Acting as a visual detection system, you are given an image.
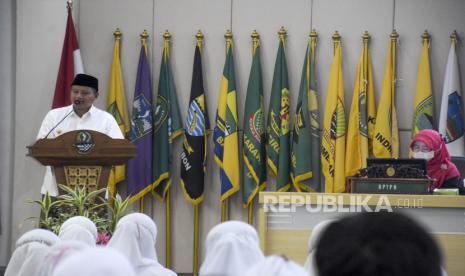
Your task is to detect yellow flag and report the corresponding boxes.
[412,32,433,137]
[213,36,240,202]
[373,31,399,158]
[106,30,129,196]
[345,33,376,177]
[321,35,346,193]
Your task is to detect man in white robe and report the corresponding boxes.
[36,73,123,196]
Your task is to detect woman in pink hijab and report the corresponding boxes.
[410,129,460,190]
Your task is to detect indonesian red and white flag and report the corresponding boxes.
[52,5,84,108]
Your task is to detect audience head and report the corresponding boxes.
[52,247,135,276]
[244,255,308,276]
[108,212,157,259]
[38,240,88,276]
[308,219,337,253]
[59,216,98,246]
[108,212,178,276]
[315,212,442,276]
[5,229,60,276]
[200,220,264,276]
[303,219,336,275]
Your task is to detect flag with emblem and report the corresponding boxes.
[412,32,433,137]
[321,35,346,193]
[373,31,399,158]
[52,3,84,108]
[181,41,210,205]
[439,33,465,156]
[291,35,321,192]
[126,38,154,204]
[242,33,266,208]
[345,33,376,177]
[106,30,129,197]
[152,34,183,201]
[267,28,291,192]
[213,35,240,202]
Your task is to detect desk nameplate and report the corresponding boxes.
[347,177,432,194]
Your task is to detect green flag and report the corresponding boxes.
[152,37,183,200]
[292,35,321,192]
[267,28,291,192]
[242,34,266,207]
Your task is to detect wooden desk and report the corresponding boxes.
[258,192,465,276]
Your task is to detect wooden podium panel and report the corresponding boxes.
[28,130,135,192]
[259,192,465,276]
[28,130,135,166]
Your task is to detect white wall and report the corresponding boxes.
[5,0,465,273]
[9,0,70,263]
[0,0,15,267]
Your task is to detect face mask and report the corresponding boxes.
[412,151,434,161]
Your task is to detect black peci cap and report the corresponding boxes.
[72,73,99,91]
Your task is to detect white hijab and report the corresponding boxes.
[38,240,88,276]
[244,255,308,276]
[303,220,336,276]
[107,212,176,276]
[200,220,265,276]
[5,229,60,276]
[52,247,136,276]
[59,216,97,246]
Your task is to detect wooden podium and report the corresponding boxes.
[28,130,136,193]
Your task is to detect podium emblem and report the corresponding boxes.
[386,166,396,177]
[74,131,95,154]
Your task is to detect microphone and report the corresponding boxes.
[43,106,76,139]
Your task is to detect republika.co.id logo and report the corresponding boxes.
[263,194,396,213]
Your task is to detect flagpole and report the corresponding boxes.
[390,29,399,108]
[390,29,399,68]
[310,29,317,60]
[108,28,123,207]
[141,29,149,55]
[139,30,149,214]
[221,200,228,222]
[421,30,430,44]
[362,31,370,93]
[192,30,204,276]
[165,188,171,268]
[139,198,144,212]
[246,30,260,225]
[450,30,458,46]
[161,30,173,269]
[193,204,200,276]
[220,30,234,223]
[332,31,341,53]
[247,204,253,224]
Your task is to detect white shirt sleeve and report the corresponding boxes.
[105,113,125,139]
